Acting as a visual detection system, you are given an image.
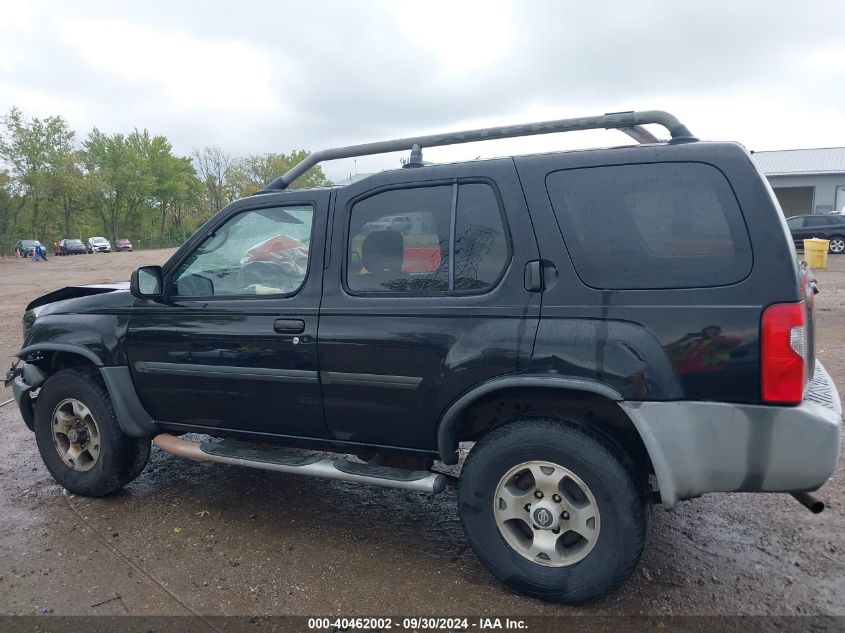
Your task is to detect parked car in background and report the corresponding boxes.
[786,214,845,253]
[116,238,133,252]
[86,237,112,253]
[59,239,87,255]
[13,239,43,257]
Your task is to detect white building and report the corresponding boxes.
[752,148,845,216]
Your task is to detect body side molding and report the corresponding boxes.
[320,371,422,390]
[134,361,319,384]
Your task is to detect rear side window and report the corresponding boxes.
[545,162,752,290]
[804,214,842,227]
[454,183,510,291]
[346,182,509,294]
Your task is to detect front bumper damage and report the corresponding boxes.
[4,362,46,431]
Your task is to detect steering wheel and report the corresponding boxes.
[237,260,297,293]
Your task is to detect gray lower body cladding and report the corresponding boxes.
[100,366,160,437]
[622,361,842,508]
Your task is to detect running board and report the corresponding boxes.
[152,434,447,494]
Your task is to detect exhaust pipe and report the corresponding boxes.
[153,434,446,494]
[791,492,826,514]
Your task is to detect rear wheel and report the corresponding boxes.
[458,417,649,604]
[829,236,845,254]
[34,368,150,496]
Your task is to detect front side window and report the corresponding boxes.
[172,205,314,297]
[346,182,509,294]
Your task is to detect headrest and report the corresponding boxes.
[361,230,404,273]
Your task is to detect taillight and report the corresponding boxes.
[761,302,808,403]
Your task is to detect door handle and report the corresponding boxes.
[273,319,305,334]
[524,260,544,292]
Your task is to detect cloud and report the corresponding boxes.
[1,0,844,182]
[58,18,279,114]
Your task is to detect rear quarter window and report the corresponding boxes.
[545,162,752,290]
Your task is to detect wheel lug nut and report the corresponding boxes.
[562,511,570,520]
[552,494,561,503]
[524,503,531,512]
[552,527,560,534]
[534,490,543,499]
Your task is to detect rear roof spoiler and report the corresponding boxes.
[260,109,695,192]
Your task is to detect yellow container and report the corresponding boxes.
[803,238,830,269]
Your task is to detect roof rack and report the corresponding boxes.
[260,110,695,191]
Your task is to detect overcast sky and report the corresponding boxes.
[1,0,844,182]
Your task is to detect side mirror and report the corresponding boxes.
[130,266,164,300]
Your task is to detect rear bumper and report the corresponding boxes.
[621,361,842,509]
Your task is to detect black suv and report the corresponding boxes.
[6,111,842,604]
[786,213,845,253]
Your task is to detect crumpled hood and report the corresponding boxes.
[26,282,131,313]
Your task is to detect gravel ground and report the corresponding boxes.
[0,250,843,621]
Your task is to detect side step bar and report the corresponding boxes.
[153,434,447,494]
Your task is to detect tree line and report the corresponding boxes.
[0,107,329,256]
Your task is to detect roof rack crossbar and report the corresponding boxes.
[261,110,693,191]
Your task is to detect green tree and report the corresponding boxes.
[192,146,232,214]
[226,150,329,199]
[154,153,201,239]
[0,105,328,254]
[51,149,87,238]
[83,128,153,243]
[0,170,20,253]
[0,107,76,241]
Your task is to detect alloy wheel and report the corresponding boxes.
[51,398,101,472]
[493,460,600,567]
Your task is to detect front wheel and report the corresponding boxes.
[458,417,649,604]
[829,236,845,254]
[34,368,150,496]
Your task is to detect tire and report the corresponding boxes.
[829,236,845,254]
[34,367,151,496]
[458,417,649,604]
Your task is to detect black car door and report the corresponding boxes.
[318,160,541,452]
[124,191,331,439]
[786,216,806,246]
[804,214,832,239]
